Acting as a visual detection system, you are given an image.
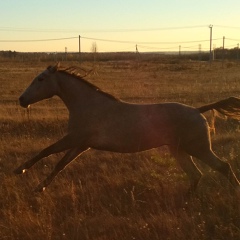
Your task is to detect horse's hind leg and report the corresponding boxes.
[195,149,240,189]
[169,146,202,193]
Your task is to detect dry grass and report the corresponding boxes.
[0,60,240,239]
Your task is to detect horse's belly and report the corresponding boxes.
[91,124,173,153]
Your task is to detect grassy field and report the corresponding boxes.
[0,59,240,239]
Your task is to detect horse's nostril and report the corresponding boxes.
[19,96,29,108]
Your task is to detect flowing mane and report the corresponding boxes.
[54,65,120,102]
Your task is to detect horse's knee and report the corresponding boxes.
[189,175,201,193]
[215,161,231,175]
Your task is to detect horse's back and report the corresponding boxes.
[87,102,209,153]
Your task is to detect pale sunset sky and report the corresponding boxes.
[0,0,240,53]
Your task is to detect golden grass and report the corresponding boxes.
[0,60,240,239]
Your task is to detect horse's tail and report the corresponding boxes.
[197,97,240,120]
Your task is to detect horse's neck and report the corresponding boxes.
[56,73,115,117]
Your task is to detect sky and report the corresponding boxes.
[0,0,240,53]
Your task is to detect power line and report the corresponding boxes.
[181,45,199,49]
[137,45,178,50]
[226,38,240,42]
[82,36,221,45]
[0,25,207,33]
[0,36,78,42]
[0,35,217,44]
[214,25,240,30]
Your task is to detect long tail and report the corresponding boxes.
[197,97,240,120]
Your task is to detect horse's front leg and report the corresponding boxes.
[14,134,80,174]
[35,147,89,192]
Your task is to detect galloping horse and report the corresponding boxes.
[15,63,240,193]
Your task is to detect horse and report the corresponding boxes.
[15,63,240,194]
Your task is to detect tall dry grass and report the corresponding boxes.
[0,60,240,239]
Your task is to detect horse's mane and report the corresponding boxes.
[51,65,120,102]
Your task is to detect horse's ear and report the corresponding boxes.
[56,62,60,69]
[47,62,60,73]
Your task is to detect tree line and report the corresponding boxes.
[0,48,239,62]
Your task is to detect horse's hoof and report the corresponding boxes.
[14,168,26,174]
[34,185,46,193]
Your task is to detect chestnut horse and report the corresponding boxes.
[15,64,240,193]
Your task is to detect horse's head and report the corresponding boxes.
[19,63,60,108]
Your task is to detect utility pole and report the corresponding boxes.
[237,43,239,61]
[135,44,140,63]
[179,45,181,57]
[79,35,81,62]
[135,44,138,54]
[209,25,213,62]
[198,44,202,61]
[65,47,67,61]
[222,36,225,64]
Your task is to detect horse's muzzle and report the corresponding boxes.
[19,96,30,108]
